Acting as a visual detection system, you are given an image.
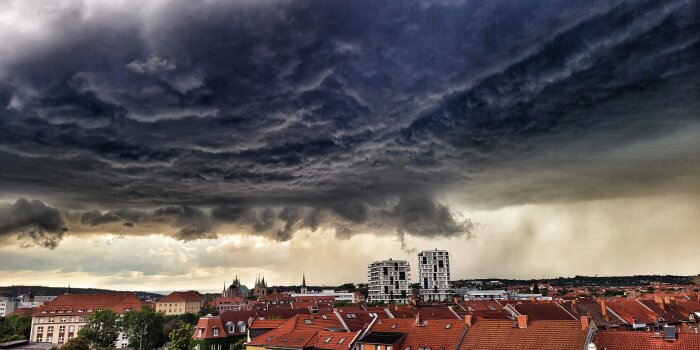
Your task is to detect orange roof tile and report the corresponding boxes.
[459,320,590,350]
[33,293,142,316]
[192,316,227,340]
[159,291,202,303]
[370,318,466,350]
[594,331,700,350]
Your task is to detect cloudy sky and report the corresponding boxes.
[0,0,699,292]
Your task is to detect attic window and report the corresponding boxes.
[324,337,333,343]
[304,319,312,325]
[338,338,346,344]
[445,323,452,329]
[391,324,397,329]
[266,337,273,341]
[322,315,328,319]
[295,338,304,343]
[281,337,290,342]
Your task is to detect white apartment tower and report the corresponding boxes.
[418,249,451,302]
[367,258,411,304]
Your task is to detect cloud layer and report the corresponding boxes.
[0,0,698,251]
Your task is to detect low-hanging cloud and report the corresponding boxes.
[0,199,68,249]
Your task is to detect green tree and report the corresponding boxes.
[60,336,90,350]
[0,314,33,342]
[198,302,218,316]
[168,323,195,350]
[232,337,246,350]
[121,306,166,350]
[78,309,121,349]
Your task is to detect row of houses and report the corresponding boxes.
[191,297,700,350]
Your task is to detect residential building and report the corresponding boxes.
[290,290,357,303]
[29,292,142,347]
[417,249,451,302]
[367,259,411,304]
[463,290,510,300]
[155,291,203,315]
[0,298,16,317]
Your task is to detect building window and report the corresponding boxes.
[213,327,219,336]
[59,326,65,332]
[48,326,54,333]
[69,325,75,332]
[59,335,65,343]
[49,317,55,323]
[198,328,203,337]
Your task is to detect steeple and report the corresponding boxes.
[301,272,308,293]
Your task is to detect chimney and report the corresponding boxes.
[517,315,528,329]
[415,313,421,326]
[571,299,578,312]
[600,299,608,318]
[655,296,665,310]
[664,296,672,305]
[465,315,473,327]
[581,316,590,330]
[453,295,460,305]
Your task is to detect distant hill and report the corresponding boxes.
[0,285,163,299]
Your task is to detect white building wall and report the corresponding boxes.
[0,300,16,317]
[367,259,411,304]
[418,249,451,302]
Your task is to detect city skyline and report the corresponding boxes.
[1,0,699,291]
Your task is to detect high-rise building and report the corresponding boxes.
[418,249,451,302]
[367,258,411,304]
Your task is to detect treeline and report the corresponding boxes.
[0,286,162,299]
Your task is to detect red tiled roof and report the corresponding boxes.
[213,296,245,305]
[594,331,700,350]
[469,309,512,320]
[159,291,202,303]
[459,320,590,350]
[33,293,142,316]
[193,316,227,339]
[606,300,657,324]
[8,307,36,317]
[638,300,687,323]
[387,307,460,320]
[294,314,345,331]
[250,319,288,329]
[336,311,375,331]
[461,300,503,312]
[264,330,318,348]
[370,318,467,350]
[507,303,578,321]
[247,316,300,346]
[315,331,359,350]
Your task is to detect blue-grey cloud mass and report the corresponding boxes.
[0,0,698,249]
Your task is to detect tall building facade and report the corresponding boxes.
[367,258,411,304]
[418,249,451,302]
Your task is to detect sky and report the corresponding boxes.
[0,0,699,292]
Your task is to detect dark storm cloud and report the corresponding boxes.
[153,206,216,241]
[0,0,698,247]
[0,199,68,249]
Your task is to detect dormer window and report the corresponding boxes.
[213,327,219,337]
[198,328,203,337]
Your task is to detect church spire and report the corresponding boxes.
[302,272,306,287]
